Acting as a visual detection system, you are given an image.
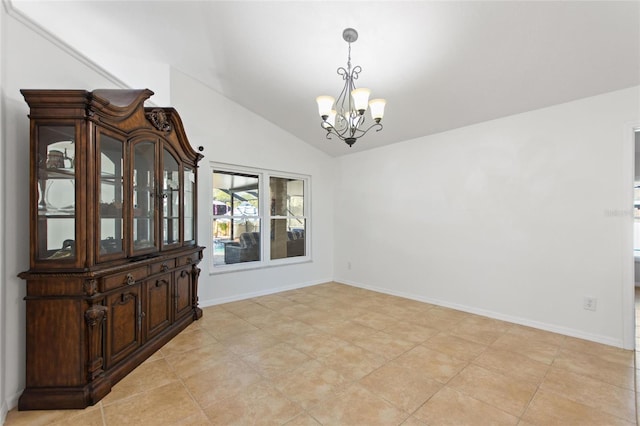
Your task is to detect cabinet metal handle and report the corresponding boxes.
[180,270,189,278]
[160,263,169,272]
[186,257,192,264]
[125,274,135,285]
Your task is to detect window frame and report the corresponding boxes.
[210,162,310,273]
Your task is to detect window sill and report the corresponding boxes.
[209,256,312,275]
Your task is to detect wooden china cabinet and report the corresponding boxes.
[18,89,205,410]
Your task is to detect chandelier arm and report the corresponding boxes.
[327,112,368,139]
[337,67,349,81]
[321,120,383,144]
[346,73,356,122]
[351,65,362,81]
[353,122,383,139]
[320,120,346,140]
[336,82,350,117]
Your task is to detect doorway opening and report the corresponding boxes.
[634,130,640,352]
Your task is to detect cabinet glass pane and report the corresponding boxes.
[184,167,195,241]
[37,125,76,260]
[99,134,124,255]
[163,149,180,245]
[133,142,155,251]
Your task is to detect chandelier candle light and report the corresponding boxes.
[316,28,386,147]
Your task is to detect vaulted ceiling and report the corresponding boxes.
[10,1,640,157]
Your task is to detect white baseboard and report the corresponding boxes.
[0,400,7,426]
[2,389,21,423]
[336,278,625,349]
[198,278,332,307]
[199,275,626,349]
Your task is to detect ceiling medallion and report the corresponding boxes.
[316,28,386,147]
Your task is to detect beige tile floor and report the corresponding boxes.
[5,282,638,425]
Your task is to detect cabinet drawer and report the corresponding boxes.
[176,255,196,267]
[103,267,148,291]
[150,259,175,275]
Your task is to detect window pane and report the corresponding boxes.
[212,170,260,266]
[213,218,261,265]
[270,177,304,216]
[271,219,305,260]
[270,176,305,260]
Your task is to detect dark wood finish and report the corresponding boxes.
[18,89,204,410]
[146,273,172,340]
[175,267,194,320]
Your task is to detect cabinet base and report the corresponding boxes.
[18,378,111,411]
[18,308,199,410]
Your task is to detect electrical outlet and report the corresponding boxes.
[583,297,597,311]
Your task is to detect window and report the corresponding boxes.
[211,165,309,270]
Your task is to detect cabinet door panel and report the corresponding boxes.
[146,274,172,340]
[105,286,141,368]
[174,268,192,320]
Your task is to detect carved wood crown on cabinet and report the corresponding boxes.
[17,89,205,410]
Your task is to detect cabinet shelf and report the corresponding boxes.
[100,174,123,185]
[40,167,75,179]
[38,211,75,218]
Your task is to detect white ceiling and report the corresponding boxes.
[10,1,640,157]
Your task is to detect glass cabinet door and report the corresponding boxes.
[162,148,180,246]
[37,125,76,261]
[184,167,195,242]
[98,134,124,258]
[133,141,156,252]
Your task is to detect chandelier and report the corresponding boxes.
[316,28,386,147]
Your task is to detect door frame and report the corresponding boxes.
[623,124,640,350]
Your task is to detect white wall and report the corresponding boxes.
[334,86,640,348]
[169,69,335,305]
[0,7,334,418]
[0,3,7,423]
[0,5,128,417]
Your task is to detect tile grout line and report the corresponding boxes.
[517,352,555,424]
